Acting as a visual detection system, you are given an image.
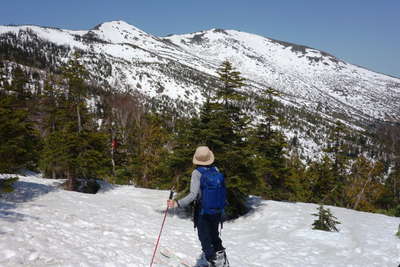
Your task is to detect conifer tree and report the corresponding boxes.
[39,55,111,190]
[60,52,90,133]
[306,155,338,205]
[312,204,341,232]
[75,131,110,180]
[322,121,352,206]
[211,61,257,217]
[325,121,350,172]
[0,94,39,173]
[8,66,32,103]
[256,87,281,135]
[172,60,255,218]
[130,113,170,188]
[250,87,290,199]
[215,61,246,105]
[285,154,310,202]
[165,116,201,193]
[40,75,60,135]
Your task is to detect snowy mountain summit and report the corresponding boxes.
[0,20,399,124]
[0,20,400,159]
[0,175,399,266]
[90,21,153,44]
[165,27,400,122]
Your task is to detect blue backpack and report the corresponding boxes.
[197,166,227,215]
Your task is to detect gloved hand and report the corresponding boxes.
[167,199,176,208]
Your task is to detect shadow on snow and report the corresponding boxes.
[0,180,55,223]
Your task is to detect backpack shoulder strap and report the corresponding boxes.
[197,166,211,173]
[196,166,206,174]
[196,166,217,173]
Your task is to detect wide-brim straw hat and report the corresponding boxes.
[193,146,214,166]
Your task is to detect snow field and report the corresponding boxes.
[0,175,399,266]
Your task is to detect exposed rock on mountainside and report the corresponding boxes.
[0,20,399,159]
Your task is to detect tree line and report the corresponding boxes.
[1,57,399,219]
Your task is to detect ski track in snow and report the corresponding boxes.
[0,174,399,267]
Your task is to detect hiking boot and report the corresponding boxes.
[215,250,228,267]
[206,255,217,267]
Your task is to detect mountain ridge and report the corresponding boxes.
[0,20,399,160]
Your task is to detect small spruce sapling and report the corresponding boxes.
[396,224,400,238]
[312,204,341,232]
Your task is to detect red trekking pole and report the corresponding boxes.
[150,188,174,267]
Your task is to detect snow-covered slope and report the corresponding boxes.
[1,20,399,123]
[1,175,399,266]
[165,29,400,122]
[1,21,399,160]
[0,21,216,103]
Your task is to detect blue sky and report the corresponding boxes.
[1,0,399,77]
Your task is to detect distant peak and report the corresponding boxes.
[88,20,152,44]
[212,28,229,35]
[99,20,132,27]
[91,20,143,32]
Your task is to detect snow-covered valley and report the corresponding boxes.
[1,174,399,267]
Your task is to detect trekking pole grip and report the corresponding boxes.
[169,189,174,200]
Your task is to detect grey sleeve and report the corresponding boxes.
[176,170,201,208]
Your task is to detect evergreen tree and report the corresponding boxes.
[312,204,341,232]
[306,156,338,205]
[60,52,90,133]
[165,116,201,194]
[215,61,246,105]
[8,66,32,103]
[325,121,350,173]
[39,55,111,190]
[250,87,290,200]
[129,113,170,188]
[0,95,39,173]
[75,131,110,180]
[40,129,79,183]
[285,154,310,202]
[39,75,59,136]
[201,61,255,218]
[320,121,352,206]
[170,60,255,219]
[256,87,281,135]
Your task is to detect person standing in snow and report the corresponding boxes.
[168,146,228,267]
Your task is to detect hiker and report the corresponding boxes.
[167,146,228,267]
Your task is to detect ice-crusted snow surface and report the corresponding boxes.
[1,174,399,267]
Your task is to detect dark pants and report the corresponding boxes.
[197,213,224,261]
